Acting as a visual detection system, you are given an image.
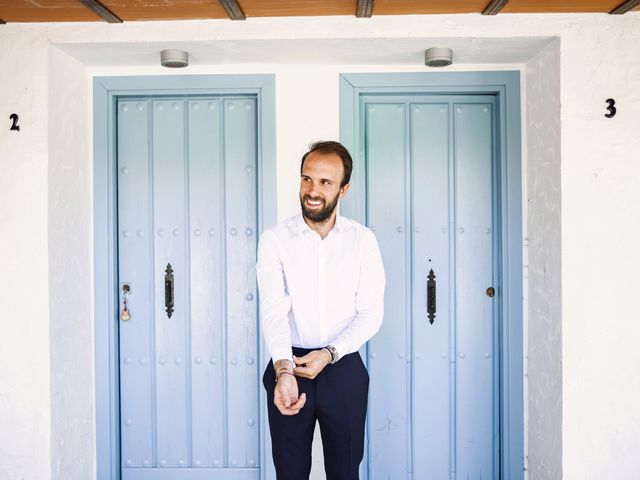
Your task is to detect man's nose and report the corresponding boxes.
[307,182,321,197]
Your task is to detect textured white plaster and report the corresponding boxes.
[0,27,51,480]
[1,11,640,480]
[48,47,94,480]
[559,19,640,480]
[525,39,562,480]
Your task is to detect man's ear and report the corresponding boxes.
[339,183,350,198]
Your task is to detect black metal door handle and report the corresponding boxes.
[427,268,436,324]
[165,263,174,318]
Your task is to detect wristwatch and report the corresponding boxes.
[323,345,339,364]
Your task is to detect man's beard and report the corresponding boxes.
[300,192,340,223]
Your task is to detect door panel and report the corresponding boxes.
[365,102,410,479]
[222,97,260,468]
[453,103,496,478]
[118,99,155,467]
[152,99,190,467]
[117,96,259,479]
[187,98,225,466]
[410,102,451,480]
[362,95,499,480]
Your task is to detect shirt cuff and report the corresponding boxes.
[271,347,294,366]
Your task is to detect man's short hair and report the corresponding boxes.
[300,141,353,188]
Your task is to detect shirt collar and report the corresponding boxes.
[290,212,353,236]
[334,214,351,232]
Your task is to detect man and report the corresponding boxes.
[257,141,385,480]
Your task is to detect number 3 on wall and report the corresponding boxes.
[9,113,20,131]
[605,99,616,118]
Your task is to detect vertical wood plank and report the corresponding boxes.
[409,102,451,480]
[453,101,496,479]
[117,99,154,468]
[188,98,226,467]
[153,99,190,468]
[364,101,409,480]
[223,97,260,468]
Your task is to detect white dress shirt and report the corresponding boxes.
[256,213,385,363]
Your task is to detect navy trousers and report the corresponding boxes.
[263,347,370,480]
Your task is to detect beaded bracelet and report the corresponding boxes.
[276,366,293,375]
[275,370,295,383]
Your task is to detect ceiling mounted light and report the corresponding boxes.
[424,47,453,68]
[161,49,189,68]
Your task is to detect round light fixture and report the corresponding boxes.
[161,49,189,68]
[424,47,453,68]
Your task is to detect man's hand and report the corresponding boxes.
[274,372,306,415]
[293,349,331,380]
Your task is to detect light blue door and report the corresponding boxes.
[363,95,499,479]
[117,95,260,480]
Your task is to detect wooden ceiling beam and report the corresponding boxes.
[356,0,374,17]
[218,0,246,20]
[609,0,640,14]
[482,0,509,15]
[79,0,122,23]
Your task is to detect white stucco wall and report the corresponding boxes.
[48,47,93,480]
[0,23,52,480]
[1,12,639,480]
[524,39,562,480]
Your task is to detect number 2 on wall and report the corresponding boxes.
[9,113,20,131]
